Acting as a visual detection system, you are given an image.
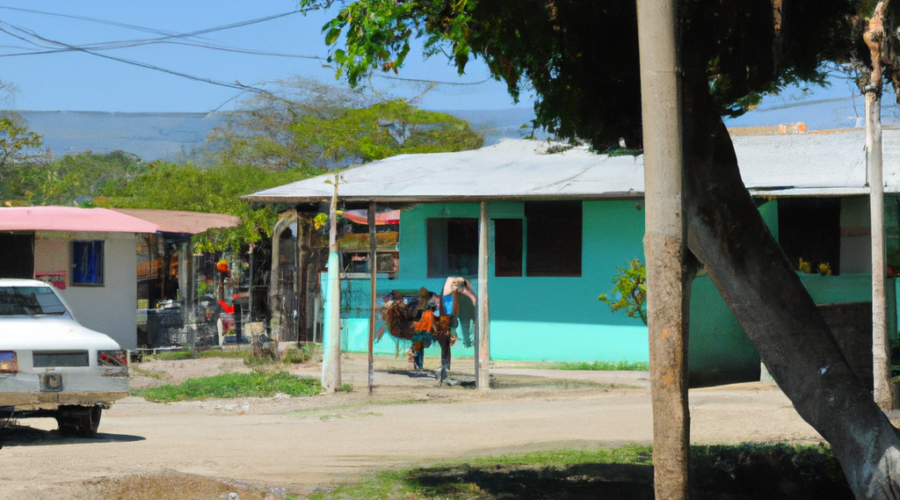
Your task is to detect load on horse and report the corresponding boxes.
[378,277,477,385]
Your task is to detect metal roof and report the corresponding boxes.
[108,208,240,234]
[0,207,163,233]
[243,130,898,204]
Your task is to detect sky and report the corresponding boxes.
[0,1,529,113]
[0,1,887,131]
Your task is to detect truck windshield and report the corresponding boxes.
[0,287,67,316]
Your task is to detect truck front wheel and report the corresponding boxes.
[56,405,102,438]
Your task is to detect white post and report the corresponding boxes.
[865,2,891,411]
[322,175,342,392]
[637,0,689,499]
[368,200,377,394]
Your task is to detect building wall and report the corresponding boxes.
[320,197,895,387]
[35,231,138,349]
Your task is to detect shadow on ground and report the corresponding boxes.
[0,424,145,448]
[393,444,853,500]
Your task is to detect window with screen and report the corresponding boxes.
[427,218,478,277]
[72,241,104,285]
[525,201,582,277]
[494,219,523,277]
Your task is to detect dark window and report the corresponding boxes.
[427,218,478,277]
[0,233,34,279]
[526,201,582,277]
[494,219,523,277]
[72,241,104,285]
[778,198,841,275]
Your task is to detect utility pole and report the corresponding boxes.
[321,174,342,392]
[475,201,491,390]
[368,200,377,394]
[636,1,690,499]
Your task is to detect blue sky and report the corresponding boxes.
[0,1,528,112]
[0,1,884,130]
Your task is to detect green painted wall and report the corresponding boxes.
[321,197,888,386]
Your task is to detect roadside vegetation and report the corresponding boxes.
[143,346,310,366]
[312,443,850,500]
[132,371,321,402]
[549,360,649,371]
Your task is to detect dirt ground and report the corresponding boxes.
[0,353,826,499]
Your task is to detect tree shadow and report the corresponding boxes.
[397,444,854,500]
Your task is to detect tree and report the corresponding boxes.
[1,150,144,206]
[202,77,482,170]
[304,0,900,497]
[95,162,312,252]
[0,113,45,182]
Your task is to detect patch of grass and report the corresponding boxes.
[549,360,649,371]
[309,443,850,500]
[342,383,353,392]
[129,366,169,381]
[145,349,247,361]
[132,371,321,402]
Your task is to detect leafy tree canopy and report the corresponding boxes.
[95,162,313,252]
[201,77,482,170]
[305,0,853,147]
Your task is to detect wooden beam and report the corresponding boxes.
[636,1,690,499]
[368,200,377,394]
[476,200,491,390]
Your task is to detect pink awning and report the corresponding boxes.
[343,209,401,226]
[0,207,163,233]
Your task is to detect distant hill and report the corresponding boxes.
[18,108,544,161]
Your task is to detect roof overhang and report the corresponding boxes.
[0,207,163,233]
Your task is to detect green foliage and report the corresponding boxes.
[132,371,321,402]
[292,99,482,165]
[305,0,854,149]
[598,259,647,325]
[202,77,482,170]
[1,150,144,206]
[0,113,44,175]
[549,360,649,371]
[96,162,314,251]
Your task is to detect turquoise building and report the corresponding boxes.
[246,134,899,387]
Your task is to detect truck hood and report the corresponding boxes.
[0,317,122,351]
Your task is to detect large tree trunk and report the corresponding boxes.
[680,67,900,498]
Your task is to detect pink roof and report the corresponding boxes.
[0,207,163,233]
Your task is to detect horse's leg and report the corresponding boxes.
[437,336,451,386]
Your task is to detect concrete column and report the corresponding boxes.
[868,88,891,410]
[637,1,690,499]
[322,176,342,392]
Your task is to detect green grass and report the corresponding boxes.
[548,360,649,371]
[309,443,847,500]
[132,371,321,402]
[144,349,247,361]
[129,365,169,381]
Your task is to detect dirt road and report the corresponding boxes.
[0,355,820,499]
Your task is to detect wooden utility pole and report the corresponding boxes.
[475,201,491,390]
[368,201,377,394]
[321,175,342,392]
[636,1,690,499]
[865,1,892,411]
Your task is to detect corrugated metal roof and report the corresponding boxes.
[109,208,240,234]
[0,207,163,233]
[243,130,895,203]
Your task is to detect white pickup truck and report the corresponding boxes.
[0,279,129,437]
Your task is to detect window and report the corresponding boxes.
[525,201,582,277]
[427,218,478,277]
[72,241,104,285]
[778,198,841,275]
[494,219,523,277]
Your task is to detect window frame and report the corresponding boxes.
[71,240,105,286]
